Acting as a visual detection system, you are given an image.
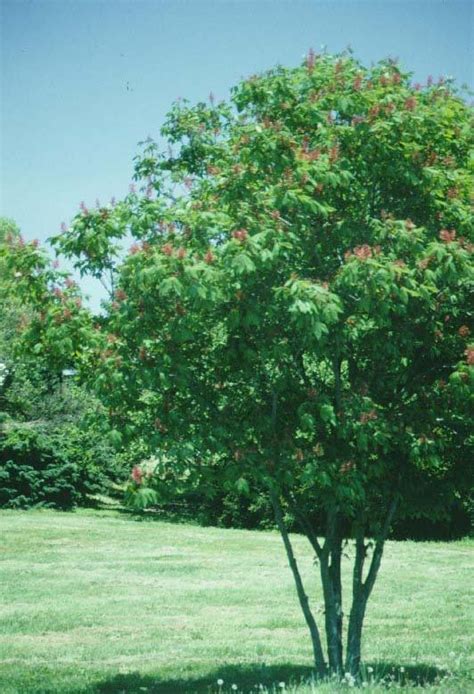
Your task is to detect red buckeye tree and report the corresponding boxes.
[53,53,473,676]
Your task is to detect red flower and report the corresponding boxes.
[439,229,456,243]
[458,325,470,338]
[404,97,417,111]
[464,347,474,365]
[306,48,316,73]
[176,247,187,260]
[340,460,355,475]
[204,249,215,264]
[161,243,174,256]
[131,466,143,485]
[368,104,380,119]
[233,228,248,242]
[353,244,373,260]
[360,409,377,424]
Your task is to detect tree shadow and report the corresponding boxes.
[92,660,449,692]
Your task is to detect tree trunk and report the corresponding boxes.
[345,498,398,676]
[320,511,343,673]
[270,490,327,677]
[346,592,367,676]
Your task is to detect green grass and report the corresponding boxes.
[0,509,472,693]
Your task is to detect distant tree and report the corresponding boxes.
[0,225,119,509]
[50,53,473,676]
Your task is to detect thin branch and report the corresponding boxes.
[287,495,323,559]
[270,489,327,673]
[362,496,398,600]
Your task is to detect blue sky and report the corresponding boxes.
[1,0,472,309]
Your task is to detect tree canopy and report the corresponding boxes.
[7,52,474,676]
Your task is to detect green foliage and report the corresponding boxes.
[0,225,120,509]
[0,376,119,509]
[52,53,473,532]
[31,52,474,672]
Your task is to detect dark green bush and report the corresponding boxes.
[0,419,118,509]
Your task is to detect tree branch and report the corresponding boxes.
[270,489,327,674]
[362,496,398,600]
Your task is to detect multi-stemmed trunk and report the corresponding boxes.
[270,492,398,679]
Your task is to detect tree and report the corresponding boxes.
[52,52,473,676]
[0,227,119,510]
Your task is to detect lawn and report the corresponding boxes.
[0,509,472,693]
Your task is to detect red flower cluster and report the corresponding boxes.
[404,97,417,111]
[439,229,456,243]
[368,104,380,119]
[345,244,375,261]
[300,148,321,162]
[306,48,316,73]
[115,288,127,302]
[359,409,377,424]
[340,460,355,475]
[465,347,474,365]
[458,325,470,338]
[233,228,248,242]
[417,257,431,270]
[204,249,215,264]
[161,243,174,256]
[131,466,143,485]
[176,247,187,260]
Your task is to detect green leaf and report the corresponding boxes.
[235,477,250,495]
[159,277,183,297]
[319,403,336,427]
[232,253,256,275]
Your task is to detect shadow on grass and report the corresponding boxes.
[93,661,448,692]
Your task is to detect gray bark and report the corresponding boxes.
[270,490,327,676]
[345,498,398,675]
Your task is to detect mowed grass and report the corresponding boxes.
[0,510,472,693]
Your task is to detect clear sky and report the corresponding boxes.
[1,0,472,308]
